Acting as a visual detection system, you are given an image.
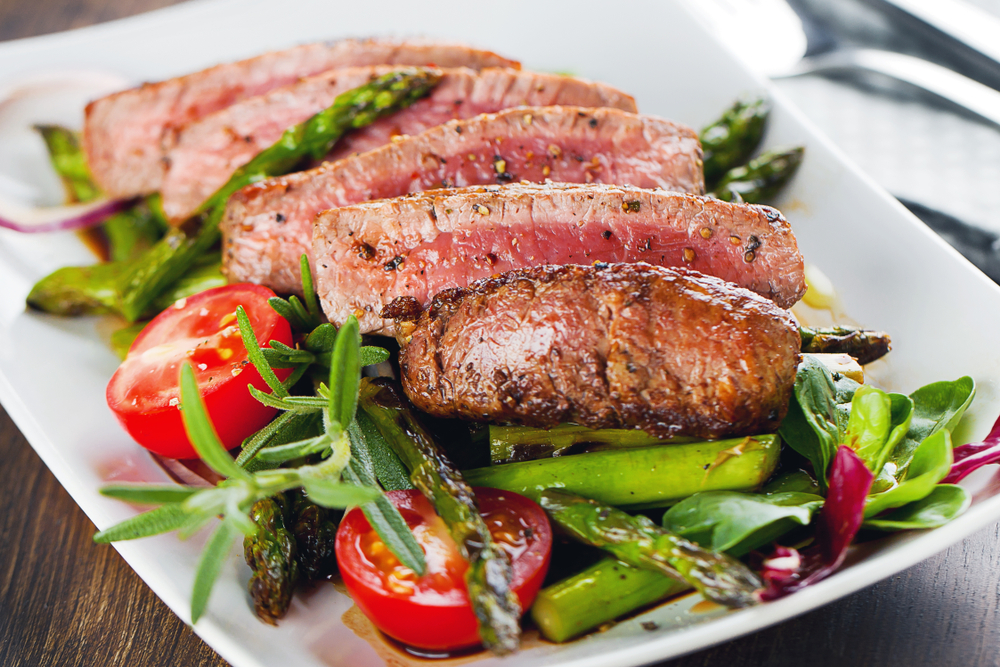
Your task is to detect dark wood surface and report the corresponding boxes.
[2,2,1000,667]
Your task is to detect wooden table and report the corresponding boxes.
[2,2,1000,666]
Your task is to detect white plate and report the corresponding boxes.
[2,1,1000,665]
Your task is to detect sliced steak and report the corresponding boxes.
[223,106,704,294]
[84,39,518,200]
[387,263,801,440]
[162,67,636,222]
[313,182,805,333]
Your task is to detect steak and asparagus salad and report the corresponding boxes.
[12,37,1000,656]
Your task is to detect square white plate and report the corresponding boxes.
[2,1,1000,665]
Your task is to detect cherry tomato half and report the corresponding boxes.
[106,284,292,459]
[336,487,552,652]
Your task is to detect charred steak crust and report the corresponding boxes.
[223,106,704,295]
[83,39,519,199]
[313,182,805,334]
[390,263,801,440]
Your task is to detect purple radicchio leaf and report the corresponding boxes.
[942,411,1000,484]
[759,446,873,601]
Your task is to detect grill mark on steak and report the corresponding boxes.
[388,263,801,440]
[83,39,519,200]
[312,182,804,334]
[224,106,704,295]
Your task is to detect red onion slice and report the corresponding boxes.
[0,195,131,233]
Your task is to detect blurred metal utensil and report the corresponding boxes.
[899,198,1000,284]
[680,0,1000,128]
[867,0,1000,91]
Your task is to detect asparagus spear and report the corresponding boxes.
[489,423,692,464]
[700,95,771,187]
[799,325,892,365]
[35,125,167,262]
[538,489,760,608]
[711,145,804,204]
[103,198,168,262]
[464,434,781,509]
[149,254,226,311]
[26,262,123,315]
[28,252,226,319]
[531,557,691,643]
[27,68,442,321]
[358,378,522,655]
[244,494,300,625]
[110,321,148,360]
[289,492,340,581]
[34,124,101,203]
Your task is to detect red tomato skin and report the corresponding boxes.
[106,284,293,459]
[335,488,552,652]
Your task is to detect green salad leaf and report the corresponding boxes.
[864,430,952,518]
[845,386,913,476]
[887,376,975,478]
[662,490,823,557]
[864,484,971,531]
[778,355,840,490]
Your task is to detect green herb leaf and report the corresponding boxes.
[864,484,970,531]
[349,412,413,491]
[343,458,426,575]
[254,435,330,464]
[248,386,326,412]
[864,430,953,518]
[191,520,239,623]
[237,411,296,467]
[93,504,189,543]
[662,491,823,557]
[304,323,338,353]
[261,341,315,368]
[100,484,198,505]
[299,254,323,321]
[236,306,288,398]
[237,411,323,468]
[179,362,251,481]
[268,296,313,332]
[301,476,379,508]
[360,346,391,367]
[327,315,361,431]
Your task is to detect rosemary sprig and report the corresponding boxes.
[95,255,422,623]
[267,257,323,332]
[237,308,425,575]
[94,320,379,624]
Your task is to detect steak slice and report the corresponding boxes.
[162,66,636,222]
[84,39,518,200]
[388,263,801,440]
[313,182,805,333]
[223,106,703,294]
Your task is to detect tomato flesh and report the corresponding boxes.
[106,284,292,459]
[336,488,552,651]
